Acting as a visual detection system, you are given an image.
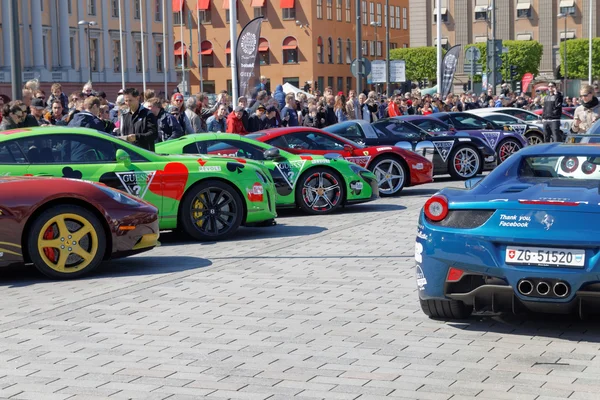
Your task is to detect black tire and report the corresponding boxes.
[420,299,473,319]
[27,204,106,279]
[367,156,407,197]
[448,146,482,180]
[295,167,345,215]
[497,138,523,164]
[525,132,544,145]
[180,180,244,241]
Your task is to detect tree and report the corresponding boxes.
[559,38,600,79]
[389,47,446,82]
[465,40,543,82]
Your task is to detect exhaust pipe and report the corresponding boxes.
[536,281,551,296]
[518,280,533,295]
[553,282,569,298]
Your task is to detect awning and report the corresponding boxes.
[197,0,210,10]
[223,0,237,9]
[560,31,575,39]
[559,0,574,7]
[280,0,295,8]
[433,8,447,14]
[258,38,269,52]
[173,41,188,56]
[251,0,265,7]
[200,41,213,55]
[475,36,487,43]
[516,1,531,10]
[434,38,448,45]
[172,0,184,13]
[225,40,231,54]
[282,36,297,50]
[516,33,532,40]
[474,6,488,12]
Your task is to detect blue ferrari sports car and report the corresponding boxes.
[417,142,600,318]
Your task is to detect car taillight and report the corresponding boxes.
[582,160,597,175]
[424,195,449,222]
[560,157,579,173]
[447,267,465,282]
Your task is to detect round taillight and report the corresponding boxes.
[424,195,449,222]
[582,161,596,175]
[561,157,579,173]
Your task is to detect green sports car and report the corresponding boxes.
[0,127,277,241]
[155,133,379,214]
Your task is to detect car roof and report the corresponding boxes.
[0,126,102,137]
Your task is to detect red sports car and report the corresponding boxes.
[0,176,159,279]
[247,127,433,196]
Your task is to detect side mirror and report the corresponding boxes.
[465,176,483,189]
[116,149,131,166]
[263,147,282,160]
[343,144,354,152]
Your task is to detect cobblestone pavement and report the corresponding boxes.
[1,178,600,400]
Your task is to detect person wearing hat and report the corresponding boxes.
[248,104,271,133]
[147,97,184,142]
[30,98,51,126]
[542,82,564,142]
[226,105,249,134]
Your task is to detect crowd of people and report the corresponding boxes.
[1,79,599,151]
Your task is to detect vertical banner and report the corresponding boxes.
[440,45,461,98]
[236,17,264,99]
[521,72,534,93]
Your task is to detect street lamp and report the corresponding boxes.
[370,20,381,60]
[558,12,568,95]
[78,20,97,83]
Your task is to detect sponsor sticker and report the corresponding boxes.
[199,166,222,172]
[247,182,264,202]
[345,156,371,167]
[377,147,393,151]
[276,160,306,188]
[482,131,501,148]
[416,229,428,240]
[498,213,531,228]
[115,171,156,198]
[511,124,527,136]
[311,159,331,164]
[416,265,427,291]
[433,140,454,162]
[415,241,424,263]
[412,163,424,170]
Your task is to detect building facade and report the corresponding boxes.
[0,0,178,98]
[409,0,599,84]
[173,0,410,96]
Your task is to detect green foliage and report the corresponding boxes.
[464,40,543,82]
[389,47,446,82]
[559,38,600,79]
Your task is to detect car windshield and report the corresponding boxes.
[246,133,266,140]
[519,155,600,180]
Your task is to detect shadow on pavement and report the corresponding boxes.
[277,203,406,217]
[0,256,211,286]
[401,188,442,197]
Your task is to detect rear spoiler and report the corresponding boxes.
[566,133,600,144]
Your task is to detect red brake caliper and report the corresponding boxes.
[455,153,461,170]
[43,226,56,261]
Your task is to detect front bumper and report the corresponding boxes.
[111,209,160,258]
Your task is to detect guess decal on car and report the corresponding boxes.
[511,124,527,135]
[344,156,371,167]
[482,131,501,148]
[275,160,306,189]
[115,171,157,198]
[433,141,454,162]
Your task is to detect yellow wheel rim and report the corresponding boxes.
[37,213,99,273]
[192,194,207,228]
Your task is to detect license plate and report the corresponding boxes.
[506,246,585,267]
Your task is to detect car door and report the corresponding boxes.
[0,141,31,177]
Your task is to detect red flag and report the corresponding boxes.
[522,73,534,93]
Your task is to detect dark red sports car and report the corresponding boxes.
[0,176,159,279]
[247,127,433,196]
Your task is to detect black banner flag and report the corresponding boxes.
[440,45,461,98]
[236,17,264,99]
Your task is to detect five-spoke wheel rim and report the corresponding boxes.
[191,188,239,236]
[302,172,341,212]
[498,141,521,163]
[453,148,480,178]
[373,159,405,195]
[527,135,543,145]
[38,213,98,273]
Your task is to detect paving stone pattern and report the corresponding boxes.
[1,179,600,399]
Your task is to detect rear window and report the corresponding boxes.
[519,155,600,180]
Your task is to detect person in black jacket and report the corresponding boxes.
[148,98,184,142]
[68,96,106,132]
[0,103,24,131]
[324,95,338,127]
[248,104,272,132]
[542,82,564,142]
[120,88,158,151]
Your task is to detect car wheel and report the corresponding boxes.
[296,167,344,215]
[180,180,244,241]
[27,205,106,279]
[525,132,544,145]
[368,157,407,197]
[448,146,481,180]
[497,138,523,164]
[420,299,472,319]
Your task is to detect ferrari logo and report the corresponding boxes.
[363,151,369,156]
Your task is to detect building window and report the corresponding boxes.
[88,0,96,15]
[369,2,374,23]
[111,0,119,17]
[283,49,298,64]
[68,0,72,14]
[402,7,407,29]
[517,8,532,18]
[376,3,381,24]
[328,76,334,90]
[226,7,240,23]
[317,37,324,63]
[283,77,300,88]
[203,81,215,94]
[475,11,487,20]
[377,41,382,57]
[369,41,374,56]
[282,6,296,20]
[361,1,367,24]
[174,12,181,24]
[135,41,142,72]
[113,40,120,72]
[134,0,141,19]
[345,0,351,22]
[156,41,163,72]
[317,77,324,93]
[337,38,343,64]
[155,0,162,21]
[90,38,99,72]
[346,77,352,91]
[199,10,211,24]
[70,36,76,67]
[346,39,352,63]
[259,51,270,65]
[41,0,43,11]
[395,6,401,28]
[317,0,323,19]
[326,0,332,20]
[336,0,342,21]
[254,6,266,20]
[362,40,367,56]
[327,37,333,63]
[203,54,214,67]
[434,13,449,24]
[337,77,343,93]
[559,5,575,16]
[390,6,394,28]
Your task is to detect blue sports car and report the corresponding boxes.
[417,142,600,319]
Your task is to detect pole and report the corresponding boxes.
[8,0,22,100]
[180,9,186,95]
[162,0,168,96]
[490,0,496,94]
[140,0,146,92]
[385,0,390,96]
[118,0,125,90]
[589,0,593,84]
[355,0,362,94]
[197,9,204,93]
[87,26,92,83]
[188,11,193,93]
[229,0,238,102]
[563,15,567,95]
[470,55,474,92]
[436,0,442,95]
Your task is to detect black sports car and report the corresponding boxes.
[323,119,497,179]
